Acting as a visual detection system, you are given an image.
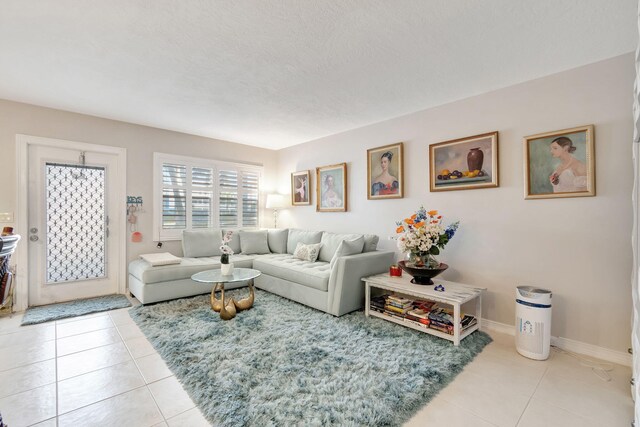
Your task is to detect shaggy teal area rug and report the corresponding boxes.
[22,294,131,325]
[130,289,491,426]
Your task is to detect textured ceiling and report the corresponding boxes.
[0,1,636,149]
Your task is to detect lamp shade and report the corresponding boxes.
[266,193,287,209]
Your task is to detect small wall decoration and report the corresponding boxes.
[429,131,499,192]
[367,142,404,199]
[291,170,311,205]
[316,163,347,212]
[524,125,595,199]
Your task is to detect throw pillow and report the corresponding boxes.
[182,229,223,258]
[267,229,289,254]
[330,237,365,268]
[363,234,379,252]
[239,230,271,255]
[139,252,182,266]
[293,242,323,262]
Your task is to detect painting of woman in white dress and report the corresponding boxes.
[525,125,595,199]
[316,163,347,212]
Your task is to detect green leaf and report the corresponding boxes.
[430,247,440,255]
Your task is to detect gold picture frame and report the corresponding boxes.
[367,142,404,200]
[429,131,499,192]
[316,163,347,212]
[524,125,595,200]
[291,170,311,205]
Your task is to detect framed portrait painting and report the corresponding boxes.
[367,142,404,199]
[291,170,311,205]
[524,125,595,200]
[429,131,499,192]
[316,163,347,212]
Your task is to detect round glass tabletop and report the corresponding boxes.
[191,267,261,284]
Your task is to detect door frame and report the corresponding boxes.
[15,134,127,311]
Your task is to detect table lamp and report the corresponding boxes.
[265,194,287,228]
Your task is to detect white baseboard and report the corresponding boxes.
[481,318,632,367]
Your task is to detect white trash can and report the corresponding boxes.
[515,286,552,360]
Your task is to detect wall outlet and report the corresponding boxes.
[0,212,13,223]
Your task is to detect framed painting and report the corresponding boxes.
[367,142,404,199]
[316,163,347,212]
[291,170,311,205]
[524,125,595,200]
[429,131,499,192]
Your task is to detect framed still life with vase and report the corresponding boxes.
[524,125,595,200]
[429,131,499,192]
[291,170,311,205]
[367,142,404,199]
[316,163,347,212]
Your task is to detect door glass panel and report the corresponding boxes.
[45,163,106,283]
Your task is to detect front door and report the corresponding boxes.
[27,144,121,305]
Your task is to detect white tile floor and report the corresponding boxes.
[0,308,634,427]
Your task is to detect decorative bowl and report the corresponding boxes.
[397,260,448,285]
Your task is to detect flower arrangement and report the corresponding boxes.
[220,231,234,264]
[396,207,459,268]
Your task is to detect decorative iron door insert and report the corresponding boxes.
[45,162,107,284]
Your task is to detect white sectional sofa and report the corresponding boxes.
[128,228,395,316]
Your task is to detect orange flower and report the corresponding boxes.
[414,221,425,228]
[427,210,438,216]
[396,226,405,233]
[405,218,414,225]
[410,214,417,220]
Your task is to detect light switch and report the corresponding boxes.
[0,212,14,223]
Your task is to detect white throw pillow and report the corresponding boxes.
[239,230,271,255]
[140,252,182,266]
[329,237,365,268]
[293,242,323,262]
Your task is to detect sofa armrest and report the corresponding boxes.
[327,250,395,316]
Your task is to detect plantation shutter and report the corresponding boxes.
[162,164,187,230]
[242,171,259,227]
[191,167,213,228]
[219,170,239,228]
[154,153,261,240]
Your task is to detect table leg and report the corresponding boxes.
[476,294,482,331]
[453,303,460,346]
[365,283,370,317]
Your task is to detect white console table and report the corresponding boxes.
[363,273,486,346]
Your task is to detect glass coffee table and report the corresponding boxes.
[191,268,261,320]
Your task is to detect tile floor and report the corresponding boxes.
[0,307,634,427]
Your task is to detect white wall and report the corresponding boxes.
[276,53,634,353]
[0,100,279,261]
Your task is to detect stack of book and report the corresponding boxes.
[384,295,413,318]
[427,307,477,335]
[404,308,430,328]
[370,295,386,314]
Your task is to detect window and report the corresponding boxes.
[153,153,262,240]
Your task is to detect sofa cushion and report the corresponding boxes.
[182,229,222,258]
[267,229,288,254]
[363,234,379,252]
[129,254,256,284]
[293,242,322,262]
[330,236,365,268]
[287,229,323,254]
[239,230,270,254]
[318,232,364,262]
[253,254,331,292]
